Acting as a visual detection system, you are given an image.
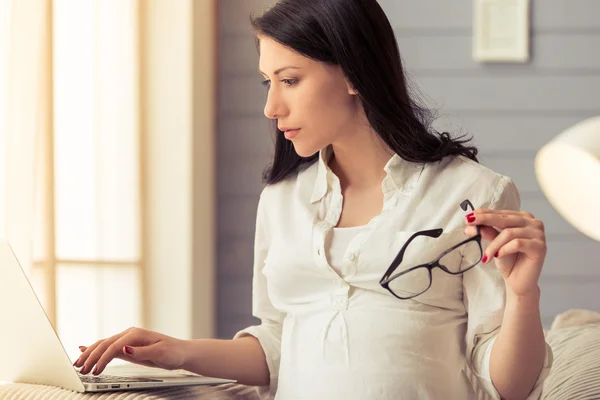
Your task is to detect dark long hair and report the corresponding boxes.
[251,0,478,185]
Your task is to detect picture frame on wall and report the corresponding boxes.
[472,0,531,63]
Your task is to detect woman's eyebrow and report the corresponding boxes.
[259,66,301,76]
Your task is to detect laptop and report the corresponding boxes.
[0,241,236,392]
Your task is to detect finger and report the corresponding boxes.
[473,209,536,219]
[483,227,543,259]
[92,335,140,375]
[91,338,134,375]
[479,228,541,275]
[93,329,155,375]
[494,238,547,260]
[464,225,500,242]
[489,238,546,278]
[75,339,104,371]
[81,329,133,374]
[74,346,87,364]
[81,340,115,375]
[466,212,528,230]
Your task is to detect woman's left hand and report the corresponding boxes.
[464,209,547,298]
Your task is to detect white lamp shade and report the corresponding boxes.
[535,116,600,241]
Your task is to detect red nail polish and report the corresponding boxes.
[494,251,499,258]
[482,254,488,263]
[467,216,476,223]
[466,212,474,218]
[124,346,133,355]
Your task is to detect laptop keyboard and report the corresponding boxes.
[78,373,162,383]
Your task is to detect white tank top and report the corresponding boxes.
[325,225,367,276]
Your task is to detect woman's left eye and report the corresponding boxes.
[281,78,298,86]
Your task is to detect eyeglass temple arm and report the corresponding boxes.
[460,199,482,235]
[461,199,475,212]
[381,201,474,283]
[381,228,443,282]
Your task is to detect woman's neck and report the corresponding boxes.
[328,132,394,191]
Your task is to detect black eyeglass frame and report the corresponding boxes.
[379,200,483,300]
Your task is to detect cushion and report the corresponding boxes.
[542,310,600,400]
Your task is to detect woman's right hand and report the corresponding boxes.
[73,327,188,376]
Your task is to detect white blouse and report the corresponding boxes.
[235,145,552,400]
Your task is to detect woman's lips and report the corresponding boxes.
[284,129,300,140]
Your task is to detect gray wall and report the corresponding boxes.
[216,0,600,339]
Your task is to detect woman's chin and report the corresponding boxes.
[292,144,320,158]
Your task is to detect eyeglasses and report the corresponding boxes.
[379,200,483,300]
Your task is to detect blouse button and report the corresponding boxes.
[333,297,348,311]
[349,253,357,261]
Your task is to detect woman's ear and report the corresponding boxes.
[345,78,358,95]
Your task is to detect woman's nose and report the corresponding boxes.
[264,88,286,119]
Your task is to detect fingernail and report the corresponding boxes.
[482,254,488,263]
[79,346,85,351]
[80,366,86,374]
[124,345,133,355]
[92,366,98,375]
[467,215,476,223]
[494,251,499,258]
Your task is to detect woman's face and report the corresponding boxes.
[259,36,360,157]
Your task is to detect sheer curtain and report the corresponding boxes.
[1,0,215,360]
[1,0,142,362]
[0,0,50,279]
[53,0,142,361]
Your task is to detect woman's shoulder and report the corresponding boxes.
[432,155,512,187]
[441,154,505,180]
[425,155,520,210]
